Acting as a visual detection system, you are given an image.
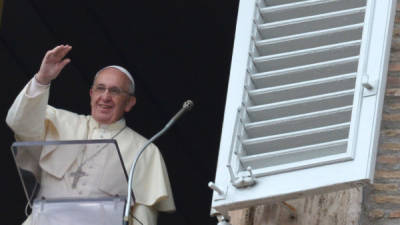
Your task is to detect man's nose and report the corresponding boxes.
[101,89,113,99]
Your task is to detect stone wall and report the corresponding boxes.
[229,188,362,225]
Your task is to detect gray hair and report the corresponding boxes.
[94,65,135,95]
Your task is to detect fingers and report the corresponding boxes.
[46,45,72,62]
[54,45,72,59]
[37,45,72,84]
[58,58,71,70]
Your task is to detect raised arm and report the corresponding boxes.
[6,45,72,141]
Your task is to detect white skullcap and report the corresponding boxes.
[95,65,135,95]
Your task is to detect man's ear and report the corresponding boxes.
[125,96,136,112]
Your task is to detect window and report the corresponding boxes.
[210,0,396,214]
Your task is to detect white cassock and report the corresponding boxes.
[6,77,175,225]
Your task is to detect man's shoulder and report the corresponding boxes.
[123,126,160,150]
[124,127,147,142]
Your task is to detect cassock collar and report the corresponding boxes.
[89,117,126,131]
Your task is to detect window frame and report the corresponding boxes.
[211,0,396,215]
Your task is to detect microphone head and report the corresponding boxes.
[183,100,194,111]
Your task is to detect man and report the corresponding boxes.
[6,45,175,225]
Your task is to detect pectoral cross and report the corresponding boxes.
[70,166,87,189]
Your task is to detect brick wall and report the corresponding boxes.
[360,3,400,224]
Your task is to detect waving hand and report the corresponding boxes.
[36,45,72,85]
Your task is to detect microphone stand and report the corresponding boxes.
[123,100,193,225]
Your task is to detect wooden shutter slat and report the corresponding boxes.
[260,0,365,23]
[247,90,354,121]
[245,106,352,138]
[240,139,348,169]
[249,73,356,105]
[243,123,350,155]
[258,7,365,38]
[241,145,351,177]
[254,40,361,72]
[251,57,359,88]
[256,24,363,55]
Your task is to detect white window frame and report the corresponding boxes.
[211,0,396,215]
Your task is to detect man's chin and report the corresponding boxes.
[92,113,113,124]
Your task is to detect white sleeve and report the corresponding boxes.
[6,76,50,140]
[27,75,50,97]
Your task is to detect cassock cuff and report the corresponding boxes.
[27,75,50,97]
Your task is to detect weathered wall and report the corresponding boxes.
[229,188,362,225]
[228,2,400,225]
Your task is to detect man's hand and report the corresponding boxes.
[36,45,72,85]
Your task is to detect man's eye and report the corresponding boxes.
[96,86,106,91]
[109,88,121,95]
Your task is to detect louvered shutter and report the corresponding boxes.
[210,0,396,214]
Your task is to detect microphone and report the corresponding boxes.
[123,100,194,225]
[164,100,194,128]
[183,100,194,110]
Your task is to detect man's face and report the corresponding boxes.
[90,68,136,124]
